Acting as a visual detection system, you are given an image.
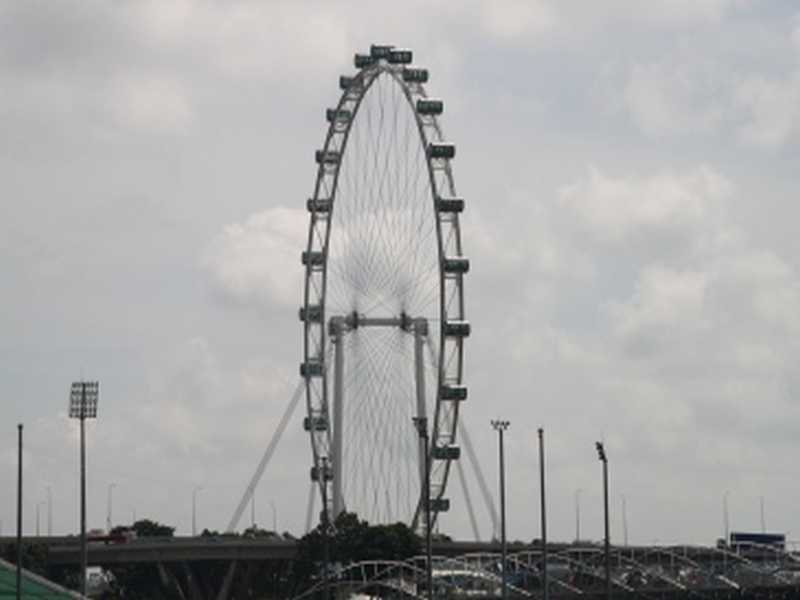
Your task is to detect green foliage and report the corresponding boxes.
[293,512,421,593]
[130,519,175,538]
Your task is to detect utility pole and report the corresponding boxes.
[413,416,432,600]
[538,428,548,600]
[17,424,23,600]
[596,441,611,600]
[492,420,510,600]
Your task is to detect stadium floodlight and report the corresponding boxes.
[69,381,99,419]
[69,380,99,599]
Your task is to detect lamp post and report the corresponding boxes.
[595,442,610,600]
[538,428,548,600]
[575,489,582,543]
[192,486,203,536]
[492,420,510,600]
[723,490,730,545]
[320,456,331,600]
[107,483,116,532]
[47,486,52,537]
[412,416,432,600]
[16,424,23,600]
[35,501,46,537]
[621,494,629,547]
[270,500,277,533]
[69,380,99,599]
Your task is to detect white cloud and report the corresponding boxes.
[106,73,193,133]
[479,0,557,39]
[735,72,800,147]
[204,207,306,310]
[622,61,732,136]
[558,166,731,247]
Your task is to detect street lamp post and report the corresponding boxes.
[192,486,203,536]
[16,423,23,600]
[492,420,510,600]
[538,428,548,600]
[412,416,432,600]
[320,456,331,600]
[270,500,277,533]
[596,442,611,600]
[47,486,52,537]
[69,381,99,599]
[723,490,730,545]
[107,483,116,532]
[575,489,582,543]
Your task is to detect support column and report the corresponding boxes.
[332,320,345,518]
[413,320,428,488]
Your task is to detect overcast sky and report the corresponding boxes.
[2,0,800,547]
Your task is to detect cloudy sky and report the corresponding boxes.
[2,0,800,547]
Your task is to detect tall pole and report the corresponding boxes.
[16,424,23,600]
[47,486,52,536]
[492,420,510,600]
[270,500,277,533]
[36,502,41,536]
[575,489,582,543]
[723,490,730,545]
[251,492,256,528]
[760,496,766,533]
[320,457,330,600]
[621,494,629,547]
[192,486,202,536]
[538,428,548,600]
[107,483,116,532]
[80,402,87,599]
[413,416,432,600]
[596,442,610,600]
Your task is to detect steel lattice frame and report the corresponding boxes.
[300,46,468,529]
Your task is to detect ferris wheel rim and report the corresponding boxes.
[300,50,468,529]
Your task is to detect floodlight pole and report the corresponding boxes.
[492,420,510,600]
[79,390,88,598]
[16,423,23,600]
[70,380,98,599]
[596,442,610,600]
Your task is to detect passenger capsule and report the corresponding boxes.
[440,384,468,401]
[443,257,470,274]
[388,48,413,64]
[326,108,352,123]
[428,498,450,512]
[301,251,325,266]
[299,305,322,323]
[339,75,360,91]
[315,149,340,164]
[432,445,461,460]
[402,67,429,83]
[428,143,455,159]
[310,464,334,481]
[300,361,323,377]
[306,198,331,213]
[370,44,394,59]
[444,320,471,337]
[436,197,464,213]
[417,99,443,115]
[303,416,328,432]
[354,53,375,69]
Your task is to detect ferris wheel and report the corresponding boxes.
[300,45,470,530]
